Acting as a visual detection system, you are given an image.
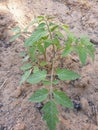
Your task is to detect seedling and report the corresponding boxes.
[10,15,95,130]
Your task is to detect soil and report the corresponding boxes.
[0,0,98,130]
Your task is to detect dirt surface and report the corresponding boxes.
[0,0,98,130]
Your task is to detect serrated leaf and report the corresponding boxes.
[20,63,32,71]
[77,46,87,65]
[42,100,59,130]
[53,90,73,108]
[29,88,48,102]
[10,33,21,42]
[25,29,47,46]
[27,70,47,84]
[20,69,31,85]
[57,68,80,80]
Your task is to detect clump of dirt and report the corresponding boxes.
[0,0,98,130]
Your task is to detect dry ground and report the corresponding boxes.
[0,0,98,130]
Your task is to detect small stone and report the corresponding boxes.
[81,97,90,112]
[12,88,22,98]
[13,122,26,130]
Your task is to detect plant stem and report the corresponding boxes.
[45,18,56,100]
[44,50,47,62]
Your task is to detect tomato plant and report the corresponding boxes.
[10,15,95,130]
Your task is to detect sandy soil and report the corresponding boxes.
[0,0,98,130]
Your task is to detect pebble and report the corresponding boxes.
[13,122,26,130]
[80,97,90,112]
[12,88,22,98]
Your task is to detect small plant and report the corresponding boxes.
[11,16,95,130]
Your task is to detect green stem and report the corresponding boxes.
[45,18,56,100]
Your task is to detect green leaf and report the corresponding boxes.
[36,22,46,30]
[10,33,21,42]
[27,70,47,84]
[20,63,32,71]
[29,88,48,102]
[24,16,45,32]
[44,39,53,49]
[86,45,95,61]
[53,80,59,85]
[38,43,45,53]
[20,52,26,57]
[43,80,51,85]
[42,100,59,130]
[55,31,64,39]
[62,24,69,30]
[33,66,39,73]
[12,26,21,33]
[40,61,47,66]
[57,68,80,80]
[43,80,59,86]
[52,38,61,49]
[53,90,73,108]
[28,45,36,61]
[77,46,87,65]
[80,36,92,46]
[20,69,31,85]
[50,25,58,32]
[22,55,29,62]
[62,44,73,57]
[25,29,47,46]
